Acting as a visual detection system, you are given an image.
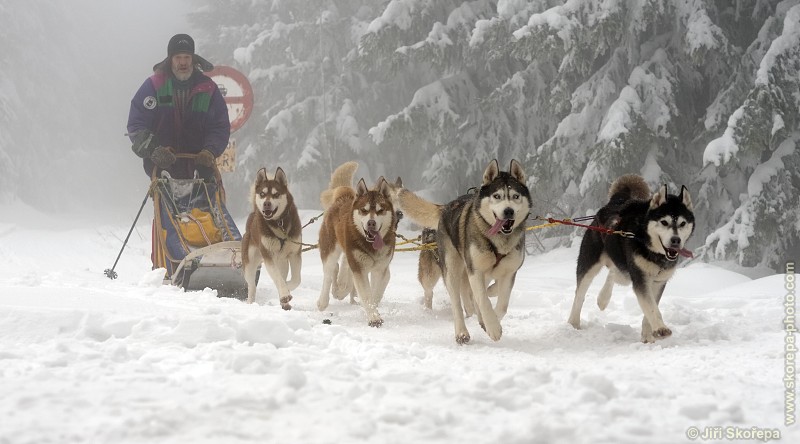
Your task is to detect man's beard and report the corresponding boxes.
[173,69,192,81]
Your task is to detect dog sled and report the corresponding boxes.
[150,155,254,298]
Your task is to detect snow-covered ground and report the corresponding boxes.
[0,204,795,444]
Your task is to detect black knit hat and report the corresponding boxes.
[168,34,195,57]
[154,33,214,72]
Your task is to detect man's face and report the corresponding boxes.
[171,53,193,81]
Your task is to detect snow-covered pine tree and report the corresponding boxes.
[190,0,399,207]
[187,0,796,271]
[701,3,800,269]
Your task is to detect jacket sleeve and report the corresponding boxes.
[203,86,231,157]
[127,78,157,142]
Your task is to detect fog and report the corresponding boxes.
[2,0,191,219]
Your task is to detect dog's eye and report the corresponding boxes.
[660,220,669,226]
[359,209,369,215]
[493,193,501,200]
[679,221,686,227]
[259,192,266,198]
[512,193,520,200]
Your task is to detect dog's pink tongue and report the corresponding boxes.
[679,248,694,258]
[487,218,506,236]
[370,230,384,250]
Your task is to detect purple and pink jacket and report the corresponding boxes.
[127,70,230,178]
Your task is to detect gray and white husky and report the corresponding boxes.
[400,159,532,344]
[568,175,695,343]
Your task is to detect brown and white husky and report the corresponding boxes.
[241,167,302,309]
[316,162,398,327]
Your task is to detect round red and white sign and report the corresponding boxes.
[206,66,254,133]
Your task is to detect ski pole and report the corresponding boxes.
[104,186,151,280]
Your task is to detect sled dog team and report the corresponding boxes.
[242,160,695,345]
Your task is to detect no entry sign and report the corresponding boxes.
[206,66,253,133]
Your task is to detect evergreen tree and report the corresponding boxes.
[190,0,394,208]
[187,0,798,270]
[701,3,800,269]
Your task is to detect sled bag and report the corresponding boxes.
[177,208,222,247]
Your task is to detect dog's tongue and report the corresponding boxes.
[487,218,506,236]
[370,230,384,250]
[679,248,693,258]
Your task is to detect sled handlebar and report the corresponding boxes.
[149,152,224,182]
[149,152,226,202]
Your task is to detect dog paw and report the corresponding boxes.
[641,333,655,343]
[316,298,329,311]
[455,332,470,345]
[568,318,581,330]
[280,303,292,311]
[653,326,672,338]
[368,317,383,328]
[280,295,293,304]
[486,325,502,341]
[480,318,502,341]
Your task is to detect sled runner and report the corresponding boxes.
[150,156,254,298]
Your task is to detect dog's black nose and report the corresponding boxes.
[367,219,377,231]
[396,210,404,220]
[263,201,272,211]
[670,236,681,248]
[503,208,514,219]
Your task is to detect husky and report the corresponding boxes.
[418,228,442,310]
[317,163,398,327]
[400,159,531,344]
[568,175,695,343]
[241,167,302,309]
[417,227,477,317]
[319,163,403,306]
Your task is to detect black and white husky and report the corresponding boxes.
[400,160,532,344]
[568,175,695,343]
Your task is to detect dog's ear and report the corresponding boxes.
[679,185,693,211]
[394,176,403,187]
[274,167,288,186]
[374,176,386,190]
[256,168,267,182]
[483,159,500,185]
[509,159,525,184]
[356,178,369,196]
[378,178,392,199]
[650,184,668,209]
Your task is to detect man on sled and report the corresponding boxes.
[125,34,248,297]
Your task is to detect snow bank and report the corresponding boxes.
[0,212,795,443]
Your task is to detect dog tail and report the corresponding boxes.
[329,161,359,189]
[321,161,359,209]
[608,174,650,202]
[398,189,442,228]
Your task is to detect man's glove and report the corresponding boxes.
[131,130,156,158]
[150,146,176,169]
[195,149,216,168]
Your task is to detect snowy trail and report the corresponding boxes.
[0,208,795,443]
